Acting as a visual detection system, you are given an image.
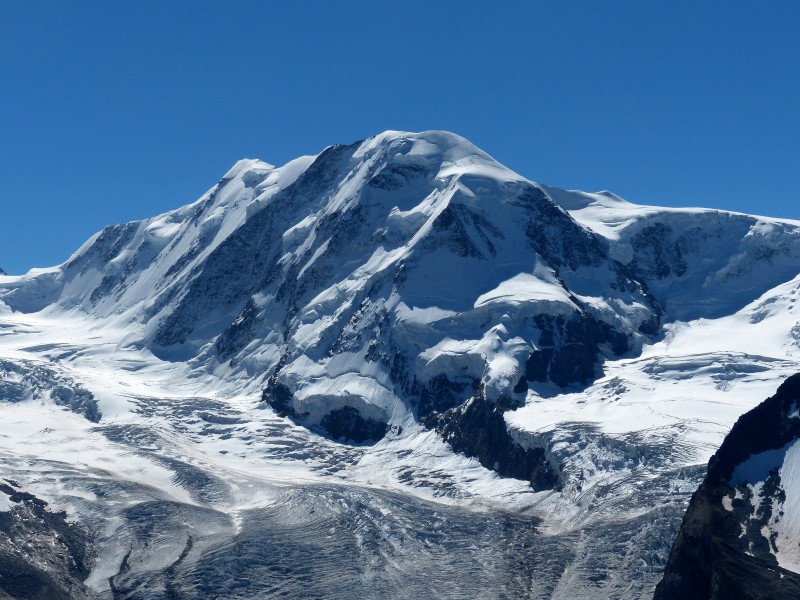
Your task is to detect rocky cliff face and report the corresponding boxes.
[655,374,800,599]
[0,480,98,600]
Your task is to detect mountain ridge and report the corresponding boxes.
[3,129,800,490]
[1,130,799,598]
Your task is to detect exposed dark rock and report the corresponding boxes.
[0,480,98,600]
[512,376,528,394]
[416,373,479,417]
[525,314,628,388]
[262,383,387,444]
[638,314,661,335]
[262,382,303,420]
[424,202,505,259]
[424,391,560,491]
[161,224,217,283]
[66,222,137,275]
[654,373,800,600]
[154,142,359,349]
[86,223,140,304]
[516,185,605,271]
[368,161,430,190]
[427,203,487,258]
[629,223,684,279]
[525,348,553,382]
[214,297,261,359]
[319,406,389,444]
[706,374,800,485]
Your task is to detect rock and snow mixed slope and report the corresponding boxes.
[0,130,799,598]
[655,374,800,599]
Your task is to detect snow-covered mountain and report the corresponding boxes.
[1,130,799,598]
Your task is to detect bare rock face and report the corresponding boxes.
[654,374,800,599]
[423,391,560,491]
[0,480,98,600]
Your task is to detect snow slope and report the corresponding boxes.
[0,130,799,598]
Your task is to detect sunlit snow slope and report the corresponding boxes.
[0,130,799,599]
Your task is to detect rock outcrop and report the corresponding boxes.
[654,374,800,599]
[0,480,97,600]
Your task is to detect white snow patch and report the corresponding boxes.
[474,272,574,309]
[0,489,11,512]
[770,439,800,572]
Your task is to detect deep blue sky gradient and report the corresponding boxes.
[2,1,799,274]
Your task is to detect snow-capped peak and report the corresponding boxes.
[1,130,800,598]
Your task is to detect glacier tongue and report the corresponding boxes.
[1,129,799,598]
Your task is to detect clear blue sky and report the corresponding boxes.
[2,1,798,274]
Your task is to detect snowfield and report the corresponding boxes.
[0,130,798,598]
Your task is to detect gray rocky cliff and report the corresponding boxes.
[654,374,800,599]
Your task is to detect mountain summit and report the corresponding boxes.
[4,130,798,459]
[1,131,799,598]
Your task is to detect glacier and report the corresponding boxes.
[0,130,799,598]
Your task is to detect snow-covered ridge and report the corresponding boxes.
[1,129,798,433]
[2,129,799,450]
[545,185,800,319]
[1,129,799,597]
